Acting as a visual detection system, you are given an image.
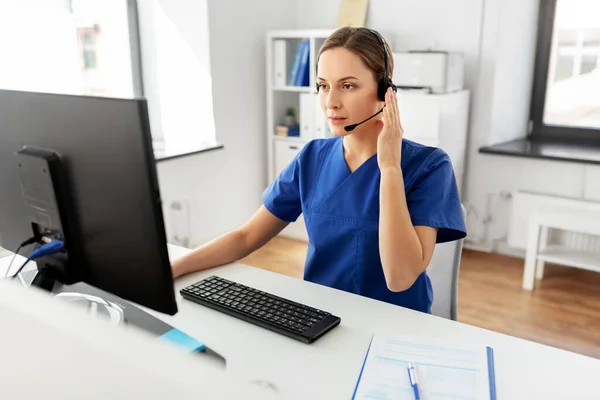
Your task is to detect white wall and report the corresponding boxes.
[138,0,216,152]
[487,0,539,145]
[462,0,538,249]
[155,0,297,247]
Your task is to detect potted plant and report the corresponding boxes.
[283,107,296,126]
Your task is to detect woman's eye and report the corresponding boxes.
[342,83,354,89]
[318,84,328,90]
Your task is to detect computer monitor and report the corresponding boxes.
[0,89,177,315]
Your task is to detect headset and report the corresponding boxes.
[316,28,398,132]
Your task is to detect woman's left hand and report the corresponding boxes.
[377,87,404,171]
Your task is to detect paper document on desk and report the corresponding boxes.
[352,334,496,400]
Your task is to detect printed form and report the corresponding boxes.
[353,334,495,400]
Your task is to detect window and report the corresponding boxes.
[0,0,216,148]
[530,0,600,141]
[70,0,143,98]
[80,31,98,70]
[0,0,142,99]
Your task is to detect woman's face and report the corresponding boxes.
[317,47,382,137]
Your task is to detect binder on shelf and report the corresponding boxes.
[288,39,310,87]
[273,40,287,87]
[295,40,310,86]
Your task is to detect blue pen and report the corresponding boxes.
[407,361,421,400]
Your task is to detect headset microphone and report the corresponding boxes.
[343,107,385,132]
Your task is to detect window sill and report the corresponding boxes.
[154,141,224,163]
[479,137,600,166]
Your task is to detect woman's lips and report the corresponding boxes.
[328,117,347,125]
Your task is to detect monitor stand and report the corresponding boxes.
[30,267,60,292]
[27,267,126,326]
[54,292,125,326]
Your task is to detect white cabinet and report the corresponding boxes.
[266,29,334,183]
[396,90,470,197]
[273,138,306,177]
[272,138,309,241]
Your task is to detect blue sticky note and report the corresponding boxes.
[158,328,206,353]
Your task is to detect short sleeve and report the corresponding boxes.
[407,149,467,243]
[262,149,304,223]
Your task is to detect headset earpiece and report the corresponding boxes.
[363,28,396,102]
[377,78,397,102]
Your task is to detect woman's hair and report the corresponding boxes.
[317,27,394,84]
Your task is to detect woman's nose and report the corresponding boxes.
[325,89,340,109]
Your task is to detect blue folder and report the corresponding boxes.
[158,328,206,353]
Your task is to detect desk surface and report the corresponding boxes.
[139,244,600,399]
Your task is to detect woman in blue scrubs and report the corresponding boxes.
[171,27,466,314]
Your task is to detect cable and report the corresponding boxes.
[2,236,38,278]
[3,249,22,279]
[10,239,65,280]
[28,239,65,260]
[10,258,32,280]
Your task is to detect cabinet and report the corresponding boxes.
[274,138,305,176]
[396,90,470,196]
[271,137,308,240]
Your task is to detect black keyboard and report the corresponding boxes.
[180,276,341,344]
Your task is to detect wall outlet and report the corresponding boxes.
[170,199,191,248]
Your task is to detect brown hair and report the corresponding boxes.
[316,27,394,84]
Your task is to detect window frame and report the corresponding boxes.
[529,0,600,142]
[126,0,144,98]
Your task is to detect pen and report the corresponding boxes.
[407,361,421,400]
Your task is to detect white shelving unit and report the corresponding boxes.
[265,29,334,241]
[266,29,334,177]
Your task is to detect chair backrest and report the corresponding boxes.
[427,204,466,321]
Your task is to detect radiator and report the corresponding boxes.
[507,190,600,251]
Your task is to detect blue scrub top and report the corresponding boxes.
[262,137,466,313]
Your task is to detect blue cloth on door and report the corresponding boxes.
[262,137,466,313]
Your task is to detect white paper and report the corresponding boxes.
[353,335,492,400]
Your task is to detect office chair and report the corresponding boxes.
[427,204,467,321]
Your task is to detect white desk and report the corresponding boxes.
[136,244,600,399]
